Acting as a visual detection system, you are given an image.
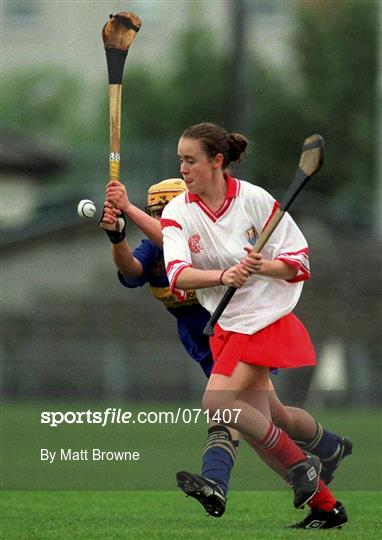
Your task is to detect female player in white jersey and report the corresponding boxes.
[102,178,351,521]
[161,122,348,529]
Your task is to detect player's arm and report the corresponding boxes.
[176,265,250,290]
[101,202,143,277]
[105,180,163,247]
[162,208,251,294]
[112,240,143,277]
[240,248,298,280]
[124,204,163,248]
[173,250,296,290]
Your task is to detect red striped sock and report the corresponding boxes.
[260,424,307,468]
[308,479,336,511]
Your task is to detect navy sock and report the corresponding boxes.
[201,425,237,496]
[295,422,340,461]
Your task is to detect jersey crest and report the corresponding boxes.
[245,226,258,246]
[188,234,203,254]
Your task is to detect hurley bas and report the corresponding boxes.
[41,448,140,463]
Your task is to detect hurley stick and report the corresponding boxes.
[99,12,141,231]
[203,134,325,336]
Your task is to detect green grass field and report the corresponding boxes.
[1,491,381,539]
[1,402,381,538]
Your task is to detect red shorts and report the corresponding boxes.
[209,313,316,376]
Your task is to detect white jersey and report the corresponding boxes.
[161,176,310,334]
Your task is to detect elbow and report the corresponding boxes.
[153,235,164,249]
[118,266,142,278]
[285,265,299,281]
[276,256,310,282]
[167,262,192,292]
[115,257,143,278]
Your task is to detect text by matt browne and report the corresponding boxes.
[40,448,140,463]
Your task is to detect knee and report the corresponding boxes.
[202,390,234,415]
[202,391,219,414]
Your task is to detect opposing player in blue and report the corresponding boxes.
[101,178,352,522]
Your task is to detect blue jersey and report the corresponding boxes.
[118,238,213,377]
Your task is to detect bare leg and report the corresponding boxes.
[203,363,272,442]
[180,362,325,514]
[239,381,284,475]
[268,380,317,439]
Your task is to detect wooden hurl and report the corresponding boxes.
[100,12,141,231]
[203,134,325,336]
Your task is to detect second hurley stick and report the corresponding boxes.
[203,134,325,337]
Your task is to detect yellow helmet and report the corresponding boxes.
[145,178,186,216]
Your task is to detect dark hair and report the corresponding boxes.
[181,122,248,168]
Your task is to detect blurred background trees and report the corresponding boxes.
[294,0,378,220]
[1,1,378,228]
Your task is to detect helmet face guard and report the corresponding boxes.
[145,178,186,217]
[145,203,167,217]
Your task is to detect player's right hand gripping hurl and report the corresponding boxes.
[102,180,131,224]
[220,248,266,289]
[100,180,130,244]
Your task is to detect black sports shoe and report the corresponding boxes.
[176,471,226,517]
[288,500,348,529]
[284,455,321,509]
[320,436,353,485]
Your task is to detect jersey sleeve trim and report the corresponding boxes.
[166,260,192,301]
[276,248,310,282]
[160,218,183,230]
